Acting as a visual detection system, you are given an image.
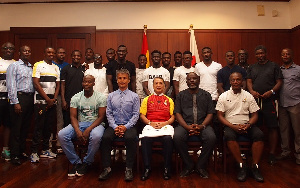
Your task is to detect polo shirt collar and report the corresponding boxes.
[153,92,164,96]
[280,62,296,69]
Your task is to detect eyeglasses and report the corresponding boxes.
[2,47,15,50]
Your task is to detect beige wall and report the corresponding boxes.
[0,1,293,31]
[290,0,300,28]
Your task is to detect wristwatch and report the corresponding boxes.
[270,89,275,95]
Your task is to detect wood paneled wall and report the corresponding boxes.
[95,29,292,67]
[1,28,298,66]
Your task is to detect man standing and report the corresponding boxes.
[162,52,175,98]
[6,45,34,165]
[106,45,136,93]
[173,51,195,96]
[0,42,15,161]
[61,50,85,128]
[174,51,183,68]
[82,48,94,70]
[277,48,300,165]
[174,72,216,178]
[85,53,108,96]
[53,47,69,153]
[237,49,250,71]
[105,48,116,67]
[58,75,107,177]
[30,47,60,163]
[216,72,264,182]
[140,77,175,181]
[99,69,140,181]
[194,47,222,103]
[217,51,246,95]
[136,54,147,101]
[247,45,283,165]
[142,50,170,96]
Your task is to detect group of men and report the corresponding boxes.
[0,41,299,183]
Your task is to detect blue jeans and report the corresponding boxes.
[58,122,105,165]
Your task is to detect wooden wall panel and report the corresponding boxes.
[195,32,218,63]
[56,38,86,64]
[121,31,143,64]
[147,31,168,60]
[291,28,300,65]
[167,32,189,67]
[265,32,291,65]
[217,32,242,66]
[16,37,49,64]
[241,32,266,64]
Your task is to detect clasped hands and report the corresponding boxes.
[233,123,251,134]
[115,125,127,137]
[251,90,272,99]
[76,129,91,145]
[149,121,168,129]
[188,124,203,136]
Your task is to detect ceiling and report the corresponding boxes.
[0,0,290,4]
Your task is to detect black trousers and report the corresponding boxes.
[101,127,137,169]
[141,136,173,169]
[173,126,216,169]
[9,94,34,157]
[31,104,56,153]
[62,101,70,128]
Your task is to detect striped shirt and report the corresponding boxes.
[32,60,60,104]
[0,57,15,99]
[6,59,34,104]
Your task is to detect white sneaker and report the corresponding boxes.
[40,149,57,159]
[30,153,40,163]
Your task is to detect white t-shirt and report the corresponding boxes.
[142,66,170,94]
[215,88,260,125]
[85,67,108,97]
[173,66,195,92]
[195,61,222,100]
[136,68,147,100]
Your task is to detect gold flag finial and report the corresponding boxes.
[144,25,147,32]
[189,24,193,33]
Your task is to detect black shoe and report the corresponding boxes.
[251,164,264,183]
[196,168,209,178]
[124,168,133,181]
[268,154,276,165]
[11,157,21,165]
[99,168,112,181]
[76,162,89,176]
[20,153,29,160]
[237,163,247,182]
[68,163,80,177]
[163,168,171,180]
[276,153,290,160]
[141,168,151,181]
[180,168,194,177]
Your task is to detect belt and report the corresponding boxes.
[17,91,34,96]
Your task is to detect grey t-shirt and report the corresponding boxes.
[70,90,107,122]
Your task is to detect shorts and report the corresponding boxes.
[224,126,264,142]
[256,98,279,128]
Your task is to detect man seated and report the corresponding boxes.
[99,69,140,182]
[174,72,216,179]
[139,77,175,181]
[58,75,107,177]
[216,72,264,182]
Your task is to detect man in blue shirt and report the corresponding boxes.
[99,69,140,182]
[7,45,34,165]
[217,51,247,95]
[53,47,69,153]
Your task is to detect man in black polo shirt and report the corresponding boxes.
[61,50,85,127]
[174,72,216,178]
[217,51,247,95]
[247,45,283,165]
[106,45,136,93]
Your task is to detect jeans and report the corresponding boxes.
[58,122,105,165]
